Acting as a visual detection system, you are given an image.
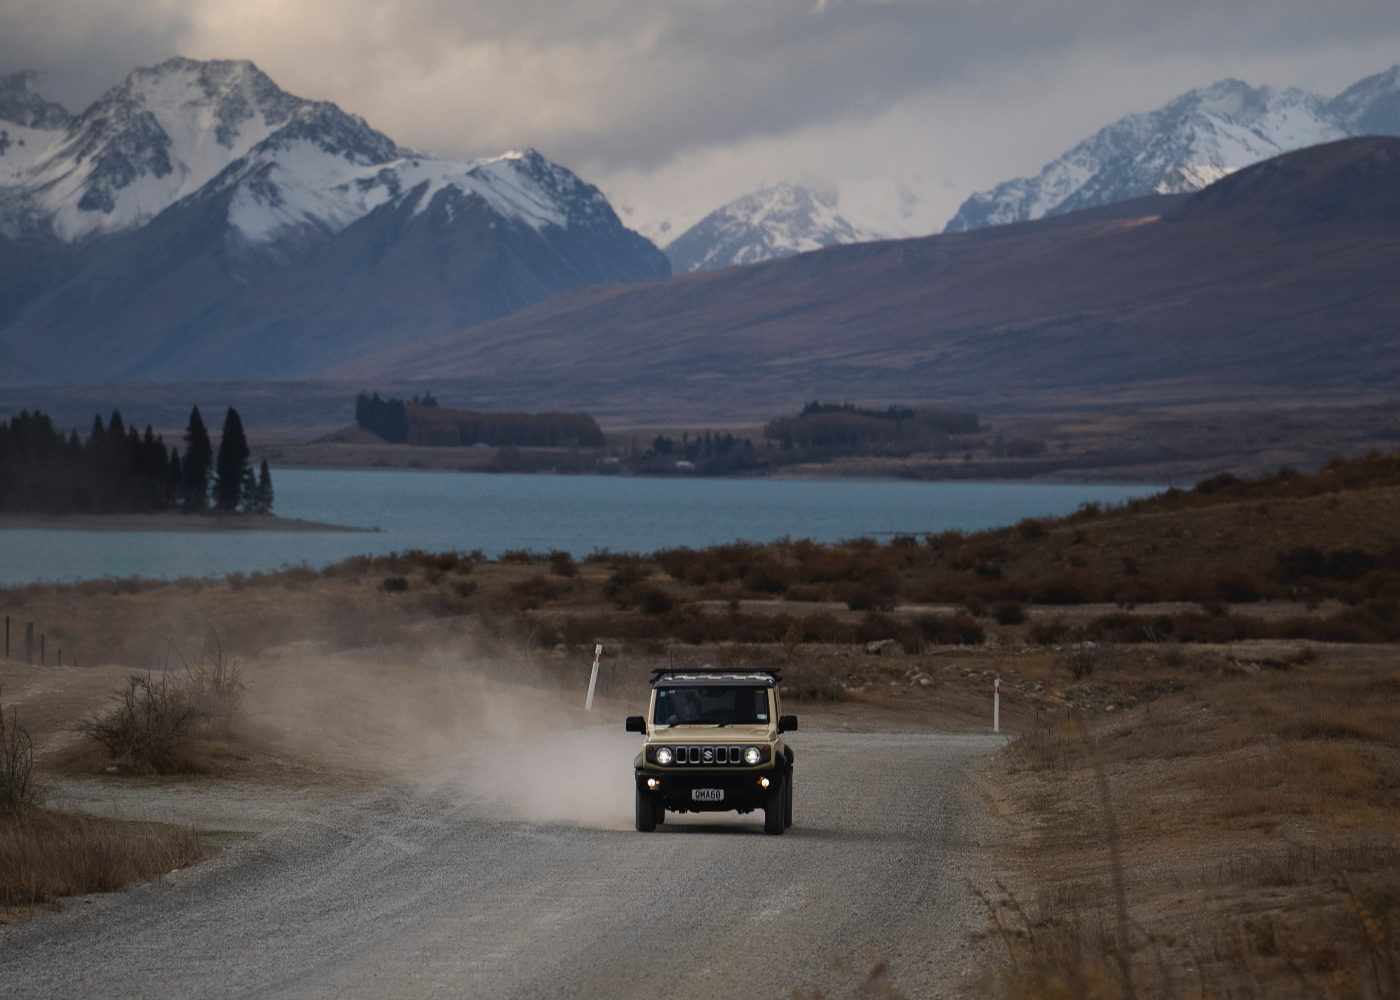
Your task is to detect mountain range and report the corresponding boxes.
[944,66,1400,232]
[656,66,1400,272]
[0,58,668,385]
[330,137,1400,419]
[663,182,877,274]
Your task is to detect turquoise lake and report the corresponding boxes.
[0,469,1164,585]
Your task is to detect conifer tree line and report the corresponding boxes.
[0,405,273,515]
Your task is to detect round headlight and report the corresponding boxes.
[743,746,762,765]
[655,746,674,765]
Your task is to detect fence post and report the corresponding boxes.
[41,634,45,666]
[25,622,34,665]
[994,677,1001,734]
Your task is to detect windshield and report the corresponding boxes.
[653,686,770,727]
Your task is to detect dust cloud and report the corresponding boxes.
[241,639,641,830]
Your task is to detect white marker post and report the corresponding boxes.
[585,644,603,711]
[994,677,1001,733]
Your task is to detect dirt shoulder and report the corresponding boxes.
[975,641,1400,999]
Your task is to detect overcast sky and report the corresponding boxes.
[2,0,1397,241]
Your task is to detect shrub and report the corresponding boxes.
[1017,518,1049,541]
[1029,616,1071,645]
[1034,575,1094,605]
[993,600,1026,625]
[548,550,577,577]
[510,574,571,610]
[381,577,409,593]
[602,558,647,598]
[0,699,41,809]
[1215,570,1263,603]
[917,612,985,646]
[1064,649,1096,679]
[743,562,793,595]
[499,549,535,565]
[636,586,678,616]
[78,673,198,774]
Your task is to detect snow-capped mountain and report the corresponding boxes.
[945,66,1400,232]
[664,182,879,274]
[0,58,668,384]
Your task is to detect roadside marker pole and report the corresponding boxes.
[994,677,1001,734]
[585,644,603,711]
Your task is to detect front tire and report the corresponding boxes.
[763,779,785,835]
[636,788,657,832]
[784,771,793,828]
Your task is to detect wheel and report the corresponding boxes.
[635,788,656,832]
[654,798,666,825]
[784,771,793,828]
[763,778,785,835]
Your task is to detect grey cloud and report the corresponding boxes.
[347,0,1400,169]
[2,0,1397,175]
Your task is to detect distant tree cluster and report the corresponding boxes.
[651,431,754,463]
[764,401,978,453]
[355,391,604,448]
[796,401,979,434]
[355,392,409,443]
[0,406,273,515]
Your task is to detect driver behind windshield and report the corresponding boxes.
[654,686,769,727]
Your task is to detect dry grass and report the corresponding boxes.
[0,806,207,920]
[981,648,1400,999]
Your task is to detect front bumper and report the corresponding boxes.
[635,764,786,813]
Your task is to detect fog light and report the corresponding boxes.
[760,777,770,788]
[647,778,659,789]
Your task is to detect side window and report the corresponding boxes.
[755,688,769,721]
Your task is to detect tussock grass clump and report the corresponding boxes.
[0,809,206,917]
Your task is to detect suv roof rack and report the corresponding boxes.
[649,667,781,684]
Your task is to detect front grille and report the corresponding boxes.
[671,745,744,765]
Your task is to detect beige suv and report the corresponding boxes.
[625,669,797,835]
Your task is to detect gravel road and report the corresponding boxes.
[3,729,1003,999]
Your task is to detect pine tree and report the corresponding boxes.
[251,460,274,514]
[166,448,183,506]
[214,407,252,511]
[183,406,212,511]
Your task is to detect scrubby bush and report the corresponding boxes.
[916,612,985,646]
[0,699,41,809]
[993,601,1026,625]
[1029,616,1072,645]
[1064,649,1096,679]
[510,574,572,610]
[78,673,198,774]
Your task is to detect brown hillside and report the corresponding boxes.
[331,138,1400,418]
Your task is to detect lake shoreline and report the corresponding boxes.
[0,512,369,534]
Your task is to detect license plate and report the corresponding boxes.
[691,788,724,802]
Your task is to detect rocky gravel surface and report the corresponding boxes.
[2,728,1003,999]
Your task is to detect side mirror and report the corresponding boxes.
[625,716,646,733]
[778,715,798,733]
